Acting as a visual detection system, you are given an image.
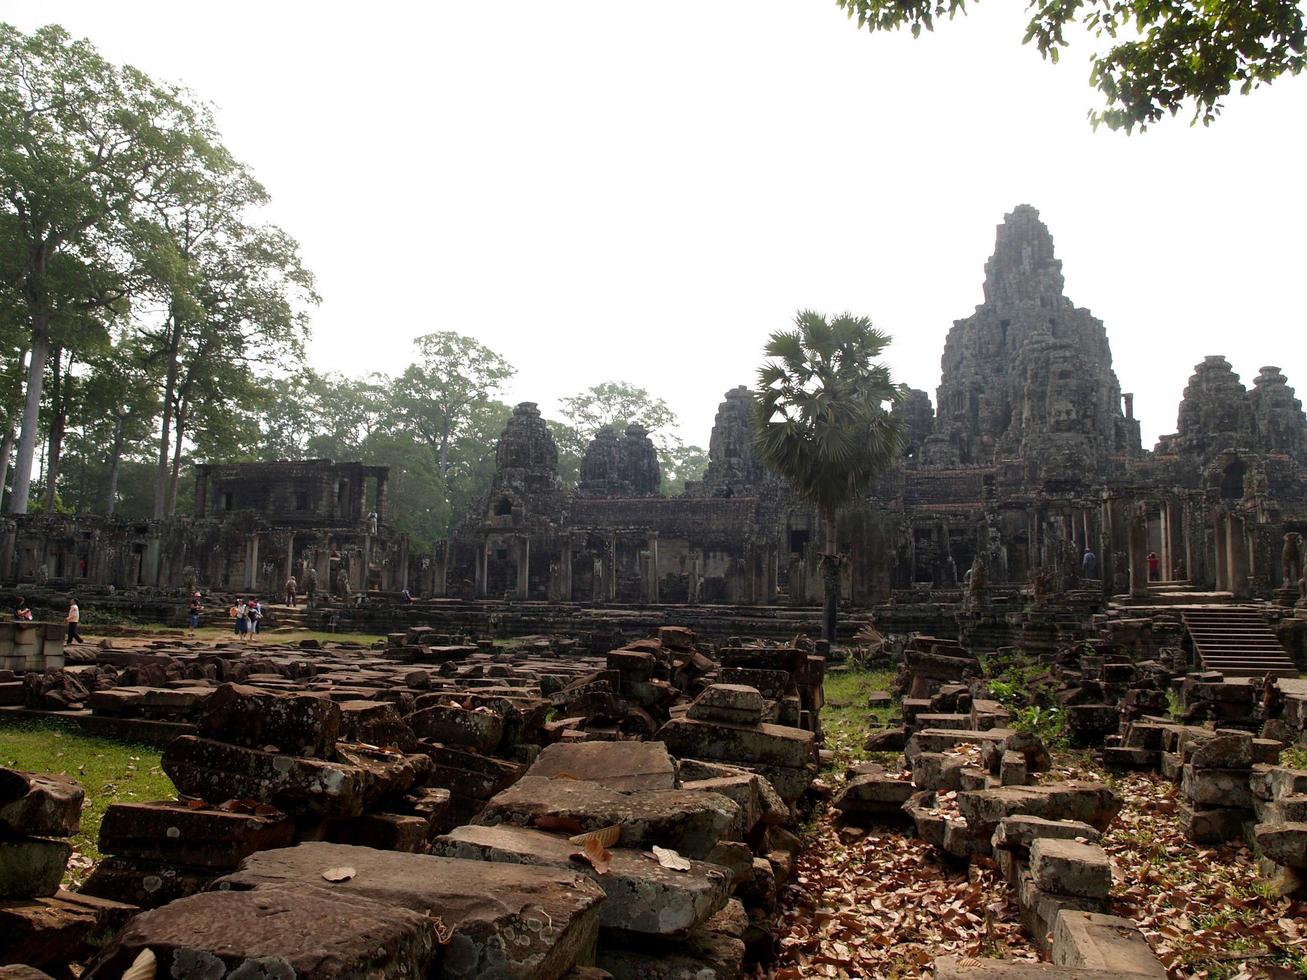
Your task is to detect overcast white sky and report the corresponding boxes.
[4,2,1305,449]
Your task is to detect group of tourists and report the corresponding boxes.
[12,595,84,644]
[229,597,264,642]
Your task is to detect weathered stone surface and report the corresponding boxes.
[832,774,914,816]
[992,816,1099,854]
[79,856,213,909]
[1255,822,1307,868]
[528,741,676,792]
[408,701,505,753]
[1030,838,1112,899]
[657,716,814,769]
[0,837,70,898]
[0,768,83,838]
[85,887,437,979]
[0,966,56,979]
[1178,803,1245,844]
[478,775,739,859]
[98,800,294,868]
[1187,732,1253,769]
[1181,765,1253,808]
[196,683,341,757]
[957,782,1121,834]
[338,699,418,751]
[162,736,367,818]
[434,824,730,934]
[0,893,100,971]
[933,955,1132,979]
[1051,910,1167,977]
[218,842,604,980]
[687,684,765,726]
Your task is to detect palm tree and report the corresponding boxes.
[752,311,903,644]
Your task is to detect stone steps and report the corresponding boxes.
[1183,608,1296,677]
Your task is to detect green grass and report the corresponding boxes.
[1283,745,1307,770]
[822,666,899,768]
[0,716,173,885]
[120,624,387,647]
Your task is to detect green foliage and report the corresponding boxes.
[835,0,1307,130]
[752,311,904,526]
[822,665,900,768]
[1283,745,1307,770]
[558,380,706,495]
[0,716,173,880]
[983,649,1068,746]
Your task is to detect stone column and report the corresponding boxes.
[516,537,530,600]
[648,534,660,603]
[560,536,573,601]
[1100,492,1115,596]
[476,540,488,597]
[245,534,260,591]
[1214,513,1229,593]
[1128,504,1149,598]
[1228,514,1250,599]
[286,534,295,591]
[194,469,209,518]
[608,532,618,601]
[375,474,388,524]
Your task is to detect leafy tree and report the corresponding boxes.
[0,24,219,513]
[558,380,707,494]
[752,311,903,643]
[836,0,1307,130]
[394,332,514,479]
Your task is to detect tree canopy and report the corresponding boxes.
[836,0,1307,130]
[752,310,903,640]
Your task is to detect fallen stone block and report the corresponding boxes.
[97,800,294,869]
[217,841,605,980]
[1051,910,1167,977]
[79,855,213,909]
[1178,803,1246,845]
[338,699,418,751]
[0,768,83,838]
[832,774,914,817]
[958,782,1121,835]
[162,736,368,818]
[687,684,765,726]
[434,823,730,934]
[0,837,71,898]
[528,741,676,792]
[1030,839,1112,899]
[479,775,739,859]
[657,716,814,770]
[1181,765,1253,809]
[992,816,1100,854]
[0,893,100,972]
[407,701,505,753]
[196,683,341,757]
[1255,822,1307,869]
[84,887,437,979]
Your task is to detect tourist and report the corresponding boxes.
[188,592,202,638]
[284,574,297,607]
[249,598,262,636]
[401,587,412,603]
[65,596,83,644]
[1147,551,1160,581]
[234,599,248,639]
[305,566,318,608]
[14,596,32,621]
[1082,549,1097,578]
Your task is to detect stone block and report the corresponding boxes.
[1180,765,1253,808]
[1177,803,1245,844]
[407,701,505,753]
[933,954,1136,978]
[85,887,437,979]
[832,774,914,816]
[338,699,418,751]
[1000,751,1028,787]
[528,741,676,792]
[98,800,294,868]
[992,816,1100,854]
[0,769,83,838]
[1051,910,1168,977]
[79,856,213,909]
[218,842,605,980]
[196,683,341,757]
[162,736,367,819]
[434,824,729,934]
[957,782,1121,835]
[687,684,765,726]
[1187,732,1253,769]
[656,716,814,770]
[478,775,738,859]
[0,837,70,898]
[1255,822,1307,869]
[1030,839,1112,899]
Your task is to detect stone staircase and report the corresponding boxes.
[263,603,310,630]
[1182,607,1298,678]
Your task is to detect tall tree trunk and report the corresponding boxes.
[166,399,189,517]
[8,328,51,515]
[0,349,29,513]
[153,312,180,520]
[820,507,839,645]
[42,347,67,513]
[105,417,125,516]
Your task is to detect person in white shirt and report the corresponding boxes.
[65,597,83,644]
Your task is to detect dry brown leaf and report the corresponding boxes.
[570,837,612,875]
[321,866,356,882]
[120,948,156,980]
[652,846,691,872]
[569,824,621,848]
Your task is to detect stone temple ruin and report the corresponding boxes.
[2,206,1307,979]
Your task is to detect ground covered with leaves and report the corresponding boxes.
[0,716,172,887]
